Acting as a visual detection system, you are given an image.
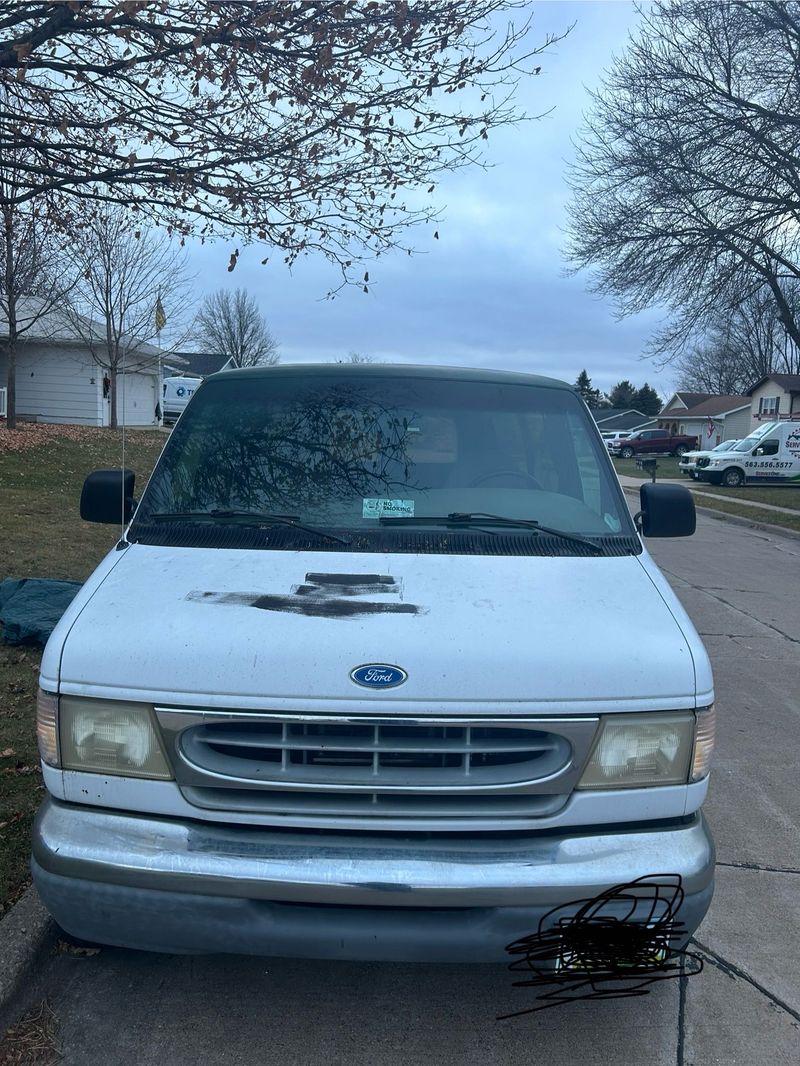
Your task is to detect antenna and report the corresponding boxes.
[121,338,126,538]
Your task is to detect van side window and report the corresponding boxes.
[756,438,780,456]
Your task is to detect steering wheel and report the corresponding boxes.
[469,469,544,490]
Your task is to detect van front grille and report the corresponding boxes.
[156,709,599,831]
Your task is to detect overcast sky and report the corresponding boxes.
[185,1,673,398]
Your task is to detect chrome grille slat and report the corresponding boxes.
[188,727,558,756]
[181,786,569,820]
[155,709,599,831]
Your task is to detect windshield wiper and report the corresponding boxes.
[378,512,605,554]
[147,510,351,545]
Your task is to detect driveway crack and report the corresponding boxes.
[659,566,800,646]
[690,938,800,1023]
[716,860,800,875]
[677,956,688,1066]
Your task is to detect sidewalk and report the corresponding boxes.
[617,474,800,516]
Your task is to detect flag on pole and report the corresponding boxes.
[155,293,167,334]
[706,416,715,439]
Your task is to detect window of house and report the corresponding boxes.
[759,396,780,416]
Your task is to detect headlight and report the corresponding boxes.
[59,696,172,779]
[577,712,696,789]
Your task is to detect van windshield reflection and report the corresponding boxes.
[134,372,632,542]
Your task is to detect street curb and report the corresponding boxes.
[623,486,800,542]
[0,886,54,1014]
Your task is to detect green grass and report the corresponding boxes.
[613,456,684,480]
[613,457,800,510]
[0,427,166,913]
[690,495,800,534]
[691,483,800,510]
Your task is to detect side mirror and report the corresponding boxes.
[637,483,696,538]
[80,469,136,525]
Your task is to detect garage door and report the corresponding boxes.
[119,372,158,426]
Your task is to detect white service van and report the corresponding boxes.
[162,375,203,423]
[33,364,715,962]
[694,420,800,487]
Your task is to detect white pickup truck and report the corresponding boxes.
[33,364,715,963]
[679,440,740,480]
[694,420,800,487]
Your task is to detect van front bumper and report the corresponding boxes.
[32,798,715,962]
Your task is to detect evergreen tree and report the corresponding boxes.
[633,383,663,416]
[607,380,638,409]
[574,369,602,407]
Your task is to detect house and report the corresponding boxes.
[163,351,234,378]
[591,408,657,432]
[746,374,800,427]
[1,298,185,427]
[657,392,751,446]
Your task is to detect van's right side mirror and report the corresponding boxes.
[637,483,696,538]
[80,469,136,524]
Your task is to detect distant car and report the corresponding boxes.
[162,376,203,423]
[602,431,634,452]
[611,429,698,458]
[679,440,740,479]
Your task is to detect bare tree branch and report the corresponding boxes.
[566,0,800,366]
[0,2,565,278]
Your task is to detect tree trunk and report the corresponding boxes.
[2,214,17,429]
[109,367,118,430]
[6,336,16,429]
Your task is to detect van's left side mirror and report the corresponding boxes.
[637,483,696,537]
[80,469,136,524]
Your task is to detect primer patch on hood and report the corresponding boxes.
[186,572,425,619]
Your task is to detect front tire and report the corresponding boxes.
[620,446,634,459]
[673,445,688,457]
[721,467,745,488]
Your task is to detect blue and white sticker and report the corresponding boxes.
[363,498,415,519]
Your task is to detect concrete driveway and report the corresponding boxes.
[11,514,800,1065]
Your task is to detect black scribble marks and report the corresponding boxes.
[497,874,703,1020]
[187,573,424,618]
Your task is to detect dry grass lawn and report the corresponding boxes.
[0,424,166,913]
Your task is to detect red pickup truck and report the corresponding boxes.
[610,428,698,458]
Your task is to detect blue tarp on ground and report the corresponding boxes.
[0,578,82,646]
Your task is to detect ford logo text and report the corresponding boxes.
[350,664,408,689]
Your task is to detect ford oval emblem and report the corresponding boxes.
[350,664,408,689]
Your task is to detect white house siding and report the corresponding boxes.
[723,407,752,441]
[0,342,102,426]
[675,411,750,446]
[749,380,797,428]
[0,342,160,426]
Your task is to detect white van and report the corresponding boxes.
[694,420,800,487]
[162,375,202,423]
[33,365,715,963]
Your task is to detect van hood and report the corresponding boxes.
[51,544,701,711]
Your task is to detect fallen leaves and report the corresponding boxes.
[0,422,165,454]
[0,1000,61,1066]
[55,940,101,958]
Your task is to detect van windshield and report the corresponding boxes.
[134,372,633,546]
[732,422,779,452]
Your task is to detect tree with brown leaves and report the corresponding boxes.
[1,1,556,274]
